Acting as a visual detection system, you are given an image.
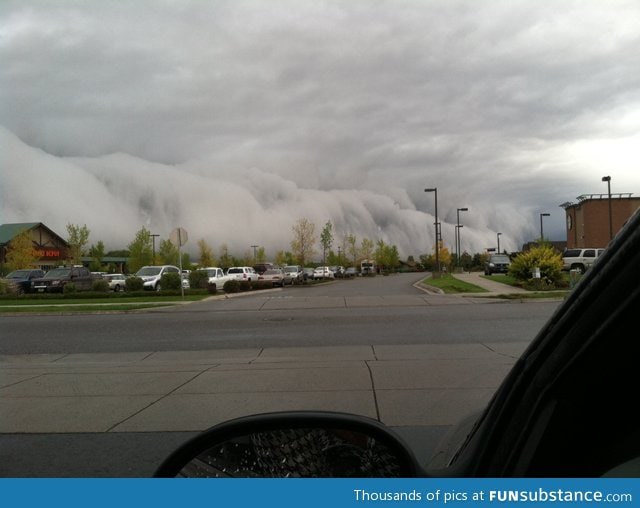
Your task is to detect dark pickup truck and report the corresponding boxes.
[31,266,98,293]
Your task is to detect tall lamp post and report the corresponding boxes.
[456,207,468,267]
[425,188,439,273]
[539,213,550,242]
[602,176,613,240]
[497,232,502,254]
[251,245,259,263]
[151,233,160,265]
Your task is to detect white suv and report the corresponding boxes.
[135,265,181,291]
[562,248,605,273]
[226,266,257,281]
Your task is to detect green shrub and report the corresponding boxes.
[223,279,240,293]
[509,245,564,288]
[160,272,182,291]
[63,283,77,294]
[0,280,10,295]
[92,279,110,292]
[189,270,209,290]
[126,276,144,291]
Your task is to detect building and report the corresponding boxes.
[560,194,640,249]
[0,222,69,272]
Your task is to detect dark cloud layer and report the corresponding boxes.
[1,1,639,257]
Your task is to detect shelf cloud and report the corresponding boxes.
[2,1,639,259]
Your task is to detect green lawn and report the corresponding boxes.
[0,292,211,313]
[422,274,488,294]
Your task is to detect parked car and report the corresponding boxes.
[302,267,315,281]
[103,273,127,292]
[135,265,181,291]
[562,247,605,273]
[198,267,233,290]
[1,269,45,294]
[330,266,345,278]
[253,263,274,275]
[258,268,286,287]
[344,267,358,278]
[483,254,511,275]
[283,265,304,285]
[30,266,98,292]
[227,266,257,282]
[313,266,335,280]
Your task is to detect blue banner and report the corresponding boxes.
[2,478,638,508]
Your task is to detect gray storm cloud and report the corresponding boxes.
[2,125,522,258]
[2,1,639,258]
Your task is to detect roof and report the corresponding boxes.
[0,222,42,244]
[0,222,69,247]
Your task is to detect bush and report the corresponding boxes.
[509,245,564,288]
[189,270,209,290]
[160,272,182,291]
[92,279,110,292]
[126,276,144,291]
[63,283,77,294]
[0,279,11,295]
[223,279,240,293]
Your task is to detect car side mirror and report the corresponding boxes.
[154,412,423,478]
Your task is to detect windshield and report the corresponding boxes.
[6,270,31,278]
[42,268,71,278]
[2,0,635,484]
[136,267,162,276]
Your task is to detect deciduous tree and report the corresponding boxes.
[197,239,215,267]
[320,220,333,265]
[66,223,90,265]
[5,229,39,270]
[127,227,153,272]
[290,218,316,266]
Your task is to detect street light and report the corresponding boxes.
[151,234,160,265]
[539,213,550,242]
[497,232,502,253]
[602,176,613,240]
[251,245,259,263]
[425,188,439,273]
[456,207,468,267]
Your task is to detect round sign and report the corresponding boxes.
[170,227,188,247]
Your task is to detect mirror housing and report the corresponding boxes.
[154,411,423,478]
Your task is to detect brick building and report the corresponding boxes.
[560,194,640,249]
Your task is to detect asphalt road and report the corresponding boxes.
[0,273,560,354]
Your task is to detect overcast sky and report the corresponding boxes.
[2,0,639,259]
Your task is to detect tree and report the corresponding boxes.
[5,229,39,271]
[274,250,288,266]
[218,244,233,269]
[346,234,357,267]
[127,227,153,272]
[88,241,106,272]
[290,218,316,266]
[320,221,333,265]
[256,247,266,264]
[66,223,90,265]
[359,238,374,262]
[197,239,215,267]
[158,239,179,265]
[375,239,400,272]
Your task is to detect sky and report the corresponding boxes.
[2,0,639,260]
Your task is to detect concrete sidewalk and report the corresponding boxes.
[0,342,527,434]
